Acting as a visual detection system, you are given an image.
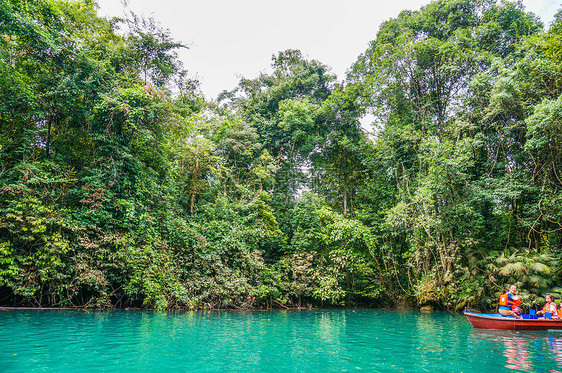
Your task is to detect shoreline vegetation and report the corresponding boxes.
[1,0,561,312]
[0,305,412,312]
[0,306,310,311]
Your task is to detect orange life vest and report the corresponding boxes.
[543,302,558,316]
[499,293,520,308]
[499,293,509,307]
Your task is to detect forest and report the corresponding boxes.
[0,0,561,311]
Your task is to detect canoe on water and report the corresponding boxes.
[464,310,562,331]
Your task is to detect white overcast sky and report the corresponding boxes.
[95,0,560,99]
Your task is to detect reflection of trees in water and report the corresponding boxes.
[315,310,346,344]
[468,329,562,372]
[414,312,465,352]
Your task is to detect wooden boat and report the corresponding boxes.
[464,310,562,331]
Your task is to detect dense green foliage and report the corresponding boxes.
[0,0,561,311]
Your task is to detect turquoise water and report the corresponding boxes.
[1,309,562,372]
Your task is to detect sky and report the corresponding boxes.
[95,0,560,100]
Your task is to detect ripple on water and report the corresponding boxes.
[2,309,562,372]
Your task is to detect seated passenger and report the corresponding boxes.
[499,284,522,319]
[537,294,559,319]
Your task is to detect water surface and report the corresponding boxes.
[1,309,561,372]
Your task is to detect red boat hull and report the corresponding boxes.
[465,311,562,331]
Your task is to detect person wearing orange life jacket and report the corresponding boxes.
[537,294,560,319]
[499,284,522,319]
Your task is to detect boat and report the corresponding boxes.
[464,310,562,331]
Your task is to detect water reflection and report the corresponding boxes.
[5,310,562,372]
[503,334,532,370]
[469,329,562,372]
[548,335,562,364]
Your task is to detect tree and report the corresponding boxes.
[348,0,547,308]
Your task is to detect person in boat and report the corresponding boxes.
[537,294,560,319]
[499,284,522,318]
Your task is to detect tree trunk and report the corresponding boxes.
[189,157,200,214]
